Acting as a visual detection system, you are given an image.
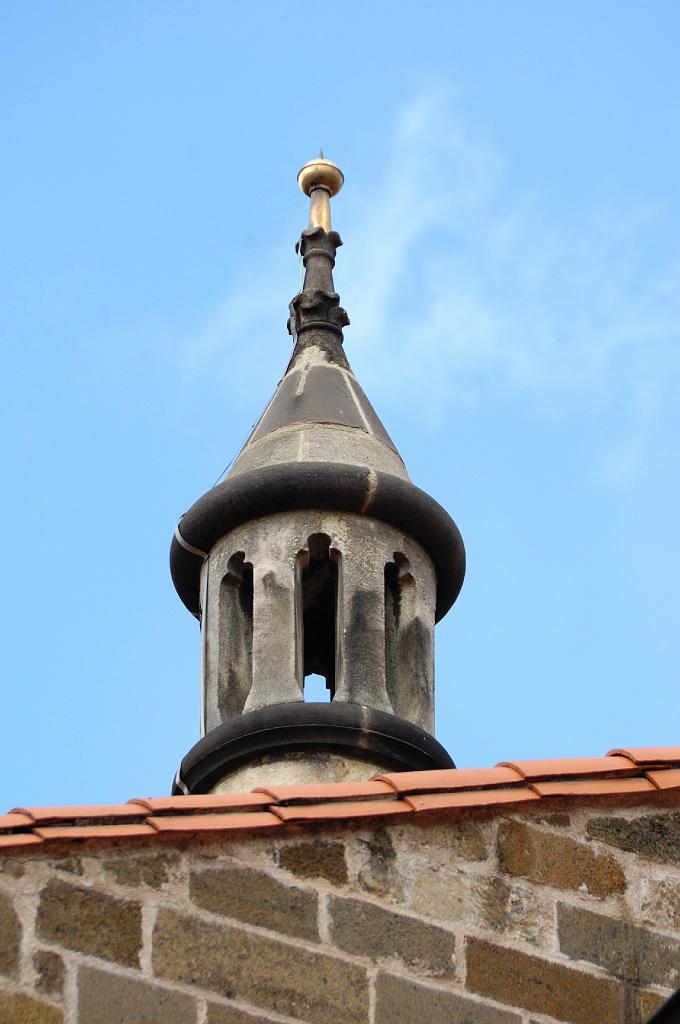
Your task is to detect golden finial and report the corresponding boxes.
[297,151,344,232]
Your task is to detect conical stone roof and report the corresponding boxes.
[229,324,409,483]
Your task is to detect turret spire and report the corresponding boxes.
[170,156,464,795]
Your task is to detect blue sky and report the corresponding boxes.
[2,2,679,808]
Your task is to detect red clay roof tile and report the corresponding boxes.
[270,798,411,824]
[530,778,656,798]
[405,787,540,813]
[129,794,269,814]
[646,768,680,791]
[33,824,156,841]
[498,756,636,780]
[0,812,34,831]
[253,780,394,803]
[374,766,524,794]
[0,833,43,850]
[607,747,680,766]
[147,811,282,833]
[15,804,146,825]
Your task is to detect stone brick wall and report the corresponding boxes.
[1,800,679,1023]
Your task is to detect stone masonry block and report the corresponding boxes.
[190,862,319,941]
[328,894,456,978]
[404,820,489,862]
[153,907,369,1024]
[277,839,348,886]
[78,964,198,1023]
[409,865,468,924]
[375,972,522,1024]
[587,813,680,865]
[102,851,180,890]
[0,890,21,978]
[641,878,680,932]
[498,820,625,898]
[466,937,621,1024]
[0,990,62,1024]
[475,876,542,944]
[37,879,141,968]
[34,950,64,996]
[558,903,680,988]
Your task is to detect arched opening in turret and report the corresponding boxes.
[297,534,340,700]
[217,551,254,718]
[384,553,416,714]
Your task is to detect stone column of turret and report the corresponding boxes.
[170,155,465,793]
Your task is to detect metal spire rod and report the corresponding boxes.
[297,151,344,232]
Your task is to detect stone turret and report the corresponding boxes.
[170,156,465,794]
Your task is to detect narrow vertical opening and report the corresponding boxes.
[384,553,414,714]
[384,561,401,710]
[298,533,339,700]
[218,551,253,717]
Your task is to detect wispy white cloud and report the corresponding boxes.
[180,88,680,479]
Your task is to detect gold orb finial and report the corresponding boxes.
[297,153,344,198]
[297,152,344,231]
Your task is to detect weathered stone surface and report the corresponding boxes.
[498,820,625,898]
[466,937,621,1024]
[190,862,318,941]
[0,860,25,878]
[37,879,141,967]
[0,991,62,1024]
[0,891,21,977]
[47,857,83,876]
[277,840,348,886]
[533,812,571,828]
[78,964,197,1023]
[587,812,680,865]
[153,907,368,1024]
[34,950,64,996]
[558,903,680,988]
[357,828,403,899]
[641,878,680,931]
[375,972,521,1024]
[409,865,467,923]
[476,876,541,944]
[103,851,180,890]
[414,820,488,861]
[328,894,456,977]
[214,752,386,793]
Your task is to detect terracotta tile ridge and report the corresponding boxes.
[270,797,413,824]
[373,766,525,795]
[4,745,680,852]
[13,804,148,826]
[404,786,540,813]
[607,747,680,767]
[0,833,43,850]
[128,793,270,815]
[147,811,283,833]
[252,780,396,805]
[33,823,157,842]
[0,812,35,832]
[529,777,656,798]
[497,755,641,781]
[645,768,680,791]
